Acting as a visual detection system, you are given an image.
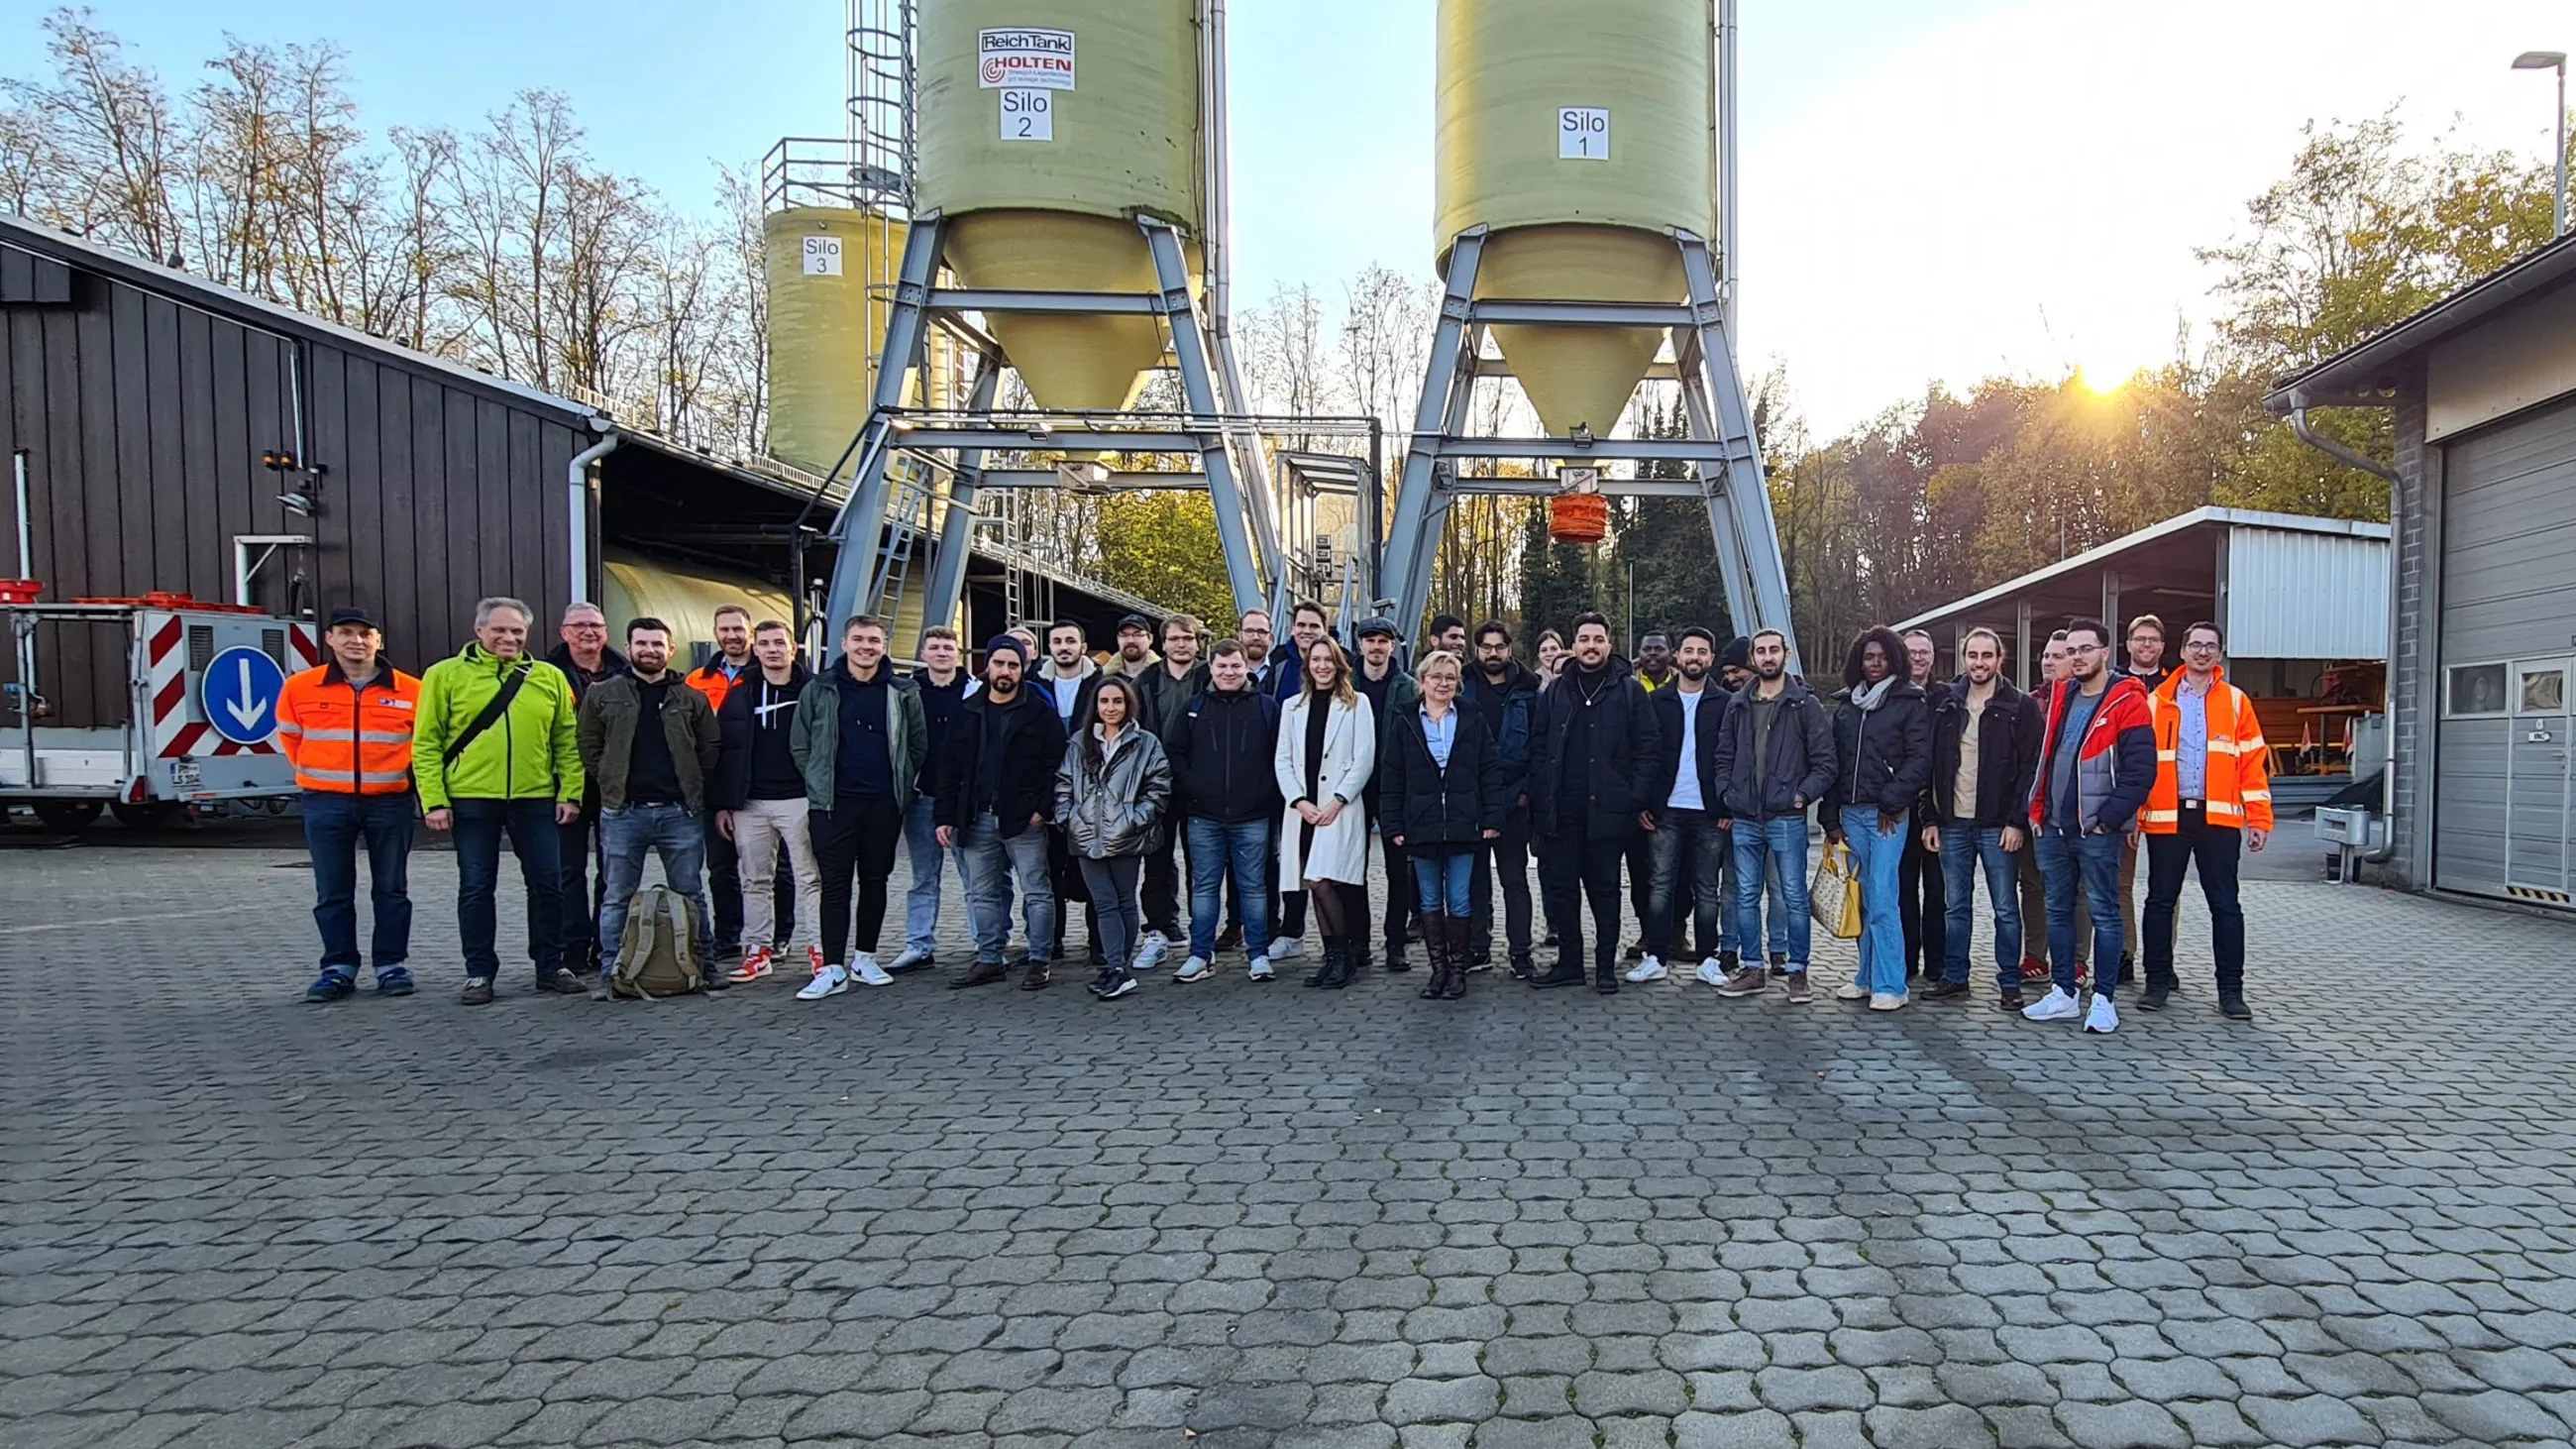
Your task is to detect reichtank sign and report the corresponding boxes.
[978,28,1076,90]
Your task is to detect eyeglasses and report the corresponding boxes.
[2186,641,2221,652]
[2066,642,2105,655]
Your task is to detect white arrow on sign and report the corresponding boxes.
[224,658,267,731]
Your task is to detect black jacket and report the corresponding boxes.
[1167,685,1280,825]
[710,663,813,811]
[1924,676,2045,830]
[1377,704,1508,847]
[936,686,1068,838]
[1646,681,1732,822]
[1526,656,1664,839]
[1821,679,1934,820]
[1460,661,1541,803]
[1711,677,1837,823]
[1136,659,1211,747]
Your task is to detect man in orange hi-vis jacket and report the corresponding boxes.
[276,607,422,1002]
[2139,620,2272,1023]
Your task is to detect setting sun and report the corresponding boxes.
[2076,360,2141,394]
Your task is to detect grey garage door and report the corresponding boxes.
[2435,394,2576,908]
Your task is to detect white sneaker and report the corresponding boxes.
[1248,955,1275,981]
[1626,954,1667,983]
[1835,982,1871,1002]
[1132,933,1170,971]
[797,964,851,1000]
[2022,986,2082,1022]
[1869,991,1907,1012]
[1693,958,1729,988]
[885,945,933,972]
[1173,955,1213,983]
[1266,937,1306,961]
[2085,995,2119,1034]
[851,953,894,988]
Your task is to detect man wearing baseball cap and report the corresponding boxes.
[277,607,423,1001]
[1111,613,1161,679]
[1350,615,1419,971]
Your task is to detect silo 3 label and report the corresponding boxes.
[1558,107,1611,161]
[979,28,1077,90]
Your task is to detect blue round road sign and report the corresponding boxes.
[201,646,288,745]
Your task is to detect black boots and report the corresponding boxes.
[1443,919,1470,999]
[1419,912,1449,999]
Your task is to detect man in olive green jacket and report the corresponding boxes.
[413,596,586,1005]
[788,614,928,994]
[579,616,724,981]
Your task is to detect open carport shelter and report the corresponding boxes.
[2267,231,2576,913]
[1895,506,2390,814]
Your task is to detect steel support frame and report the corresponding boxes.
[1382,225,1801,668]
[821,211,1273,649]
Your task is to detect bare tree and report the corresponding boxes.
[8,8,185,259]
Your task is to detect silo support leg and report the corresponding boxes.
[1142,221,1266,620]
[1386,228,1486,635]
[1672,349,1756,643]
[916,364,1004,650]
[1672,229,1800,669]
[824,214,946,636]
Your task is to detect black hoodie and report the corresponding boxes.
[1168,685,1281,825]
[1526,654,1664,840]
[711,663,813,809]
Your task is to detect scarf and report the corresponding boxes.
[1851,675,1896,713]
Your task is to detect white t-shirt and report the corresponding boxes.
[1668,688,1705,812]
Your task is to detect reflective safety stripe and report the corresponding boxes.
[274,721,304,736]
[2139,810,2180,824]
[2154,749,2177,762]
[356,729,413,744]
[301,767,357,783]
[359,770,411,786]
[2241,789,2272,802]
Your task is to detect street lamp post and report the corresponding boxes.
[2515,50,2569,238]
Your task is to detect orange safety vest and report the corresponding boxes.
[687,658,747,715]
[276,661,421,795]
[2143,668,2273,833]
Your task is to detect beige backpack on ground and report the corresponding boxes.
[606,885,704,999]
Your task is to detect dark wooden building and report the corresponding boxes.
[1,214,608,722]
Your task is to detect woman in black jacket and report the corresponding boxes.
[1821,626,1933,1011]
[1379,652,1506,999]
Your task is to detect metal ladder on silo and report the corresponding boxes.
[868,460,935,627]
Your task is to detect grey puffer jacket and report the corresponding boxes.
[1052,724,1173,859]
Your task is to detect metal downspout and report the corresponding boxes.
[2287,391,2402,862]
[568,427,621,607]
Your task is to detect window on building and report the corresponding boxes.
[2521,666,2566,716]
[2447,662,2509,717]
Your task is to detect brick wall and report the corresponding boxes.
[2371,366,2430,889]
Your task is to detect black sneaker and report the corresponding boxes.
[1508,953,1535,979]
[1993,990,2024,1013]
[2138,985,2170,1012]
[698,969,733,992]
[534,972,588,996]
[460,978,495,1006]
[1216,924,1243,952]
[1097,968,1137,1000]
[1768,951,1788,977]
[1085,966,1120,997]
[1923,979,1970,1000]
[2218,994,2253,1021]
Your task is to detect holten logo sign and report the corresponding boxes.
[978,28,1076,90]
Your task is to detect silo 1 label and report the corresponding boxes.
[1558,107,1610,161]
[1001,89,1053,142]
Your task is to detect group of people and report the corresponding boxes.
[275,594,2268,1032]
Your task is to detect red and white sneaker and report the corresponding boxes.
[727,947,776,984]
[805,946,827,978]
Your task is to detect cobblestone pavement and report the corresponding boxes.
[6,839,2576,1449]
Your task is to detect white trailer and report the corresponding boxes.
[2,601,317,831]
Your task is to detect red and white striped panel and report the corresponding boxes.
[145,613,316,760]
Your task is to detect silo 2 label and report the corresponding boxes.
[979,28,1076,89]
[1559,107,1610,160]
[1001,90,1053,142]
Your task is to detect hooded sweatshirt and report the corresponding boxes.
[1037,654,1100,732]
[712,663,814,809]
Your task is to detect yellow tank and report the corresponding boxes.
[915,0,1204,411]
[765,205,968,477]
[1435,0,1717,438]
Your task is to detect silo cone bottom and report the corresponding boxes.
[943,210,1179,414]
[1475,225,1683,438]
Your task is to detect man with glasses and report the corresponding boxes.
[2022,618,2155,1035]
[2110,613,2171,986]
[547,603,627,977]
[2139,622,2269,1021]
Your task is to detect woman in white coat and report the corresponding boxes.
[1275,636,1377,990]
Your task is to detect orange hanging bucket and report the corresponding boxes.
[1548,493,1608,545]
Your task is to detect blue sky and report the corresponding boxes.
[12,0,2567,433]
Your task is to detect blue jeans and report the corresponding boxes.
[1409,846,1475,918]
[1188,816,1272,960]
[2037,827,2126,999]
[302,790,415,972]
[1841,807,1907,996]
[1645,809,1732,959]
[959,812,1055,965]
[903,793,960,956]
[1732,816,1812,968]
[450,797,564,982]
[597,803,715,962]
[1938,825,2022,989]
